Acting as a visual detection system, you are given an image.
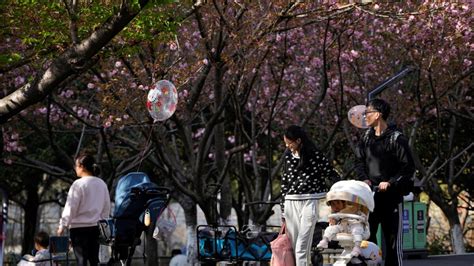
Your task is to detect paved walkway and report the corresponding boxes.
[319,250,474,266]
[404,253,474,266]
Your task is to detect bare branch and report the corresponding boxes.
[426,143,474,182]
[62,0,80,44]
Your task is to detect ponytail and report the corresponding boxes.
[75,153,98,175]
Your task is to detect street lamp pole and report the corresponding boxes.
[367,66,416,101]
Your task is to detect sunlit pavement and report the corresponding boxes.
[404,253,474,266]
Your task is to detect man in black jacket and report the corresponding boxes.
[354,99,415,266]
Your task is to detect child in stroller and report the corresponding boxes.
[99,172,170,266]
[316,180,381,265]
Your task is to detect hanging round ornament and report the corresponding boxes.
[347,105,368,129]
[146,80,178,122]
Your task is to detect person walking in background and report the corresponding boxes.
[354,99,415,266]
[169,249,186,266]
[281,125,340,266]
[57,153,111,266]
[17,231,50,266]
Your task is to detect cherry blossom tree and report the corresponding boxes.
[0,0,182,258]
[1,0,472,261]
[0,0,178,124]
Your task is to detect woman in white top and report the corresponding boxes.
[57,153,111,266]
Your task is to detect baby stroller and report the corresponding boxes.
[197,202,279,263]
[98,172,170,266]
[318,180,381,266]
[197,224,278,263]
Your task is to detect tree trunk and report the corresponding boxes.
[186,221,198,266]
[182,200,198,265]
[435,193,466,254]
[22,182,40,255]
[450,223,466,254]
[144,226,158,266]
[214,63,231,221]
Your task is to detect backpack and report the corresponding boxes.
[362,129,414,195]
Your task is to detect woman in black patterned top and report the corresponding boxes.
[281,125,340,266]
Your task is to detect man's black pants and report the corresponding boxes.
[368,201,403,266]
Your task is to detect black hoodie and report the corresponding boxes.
[354,125,415,203]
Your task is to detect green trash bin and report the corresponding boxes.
[413,202,427,249]
[403,201,414,249]
[402,201,428,257]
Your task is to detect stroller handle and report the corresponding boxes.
[244,201,280,207]
[146,186,170,195]
[328,213,366,221]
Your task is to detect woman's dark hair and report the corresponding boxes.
[34,231,50,248]
[75,153,97,175]
[284,125,318,169]
[367,98,391,120]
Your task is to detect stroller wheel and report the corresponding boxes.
[347,256,367,266]
[347,262,367,266]
[311,251,324,266]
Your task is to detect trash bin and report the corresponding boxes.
[403,201,428,257]
[413,202,428,249]
[402,201,414,249]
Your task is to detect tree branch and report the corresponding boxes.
[0,0,152,123]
